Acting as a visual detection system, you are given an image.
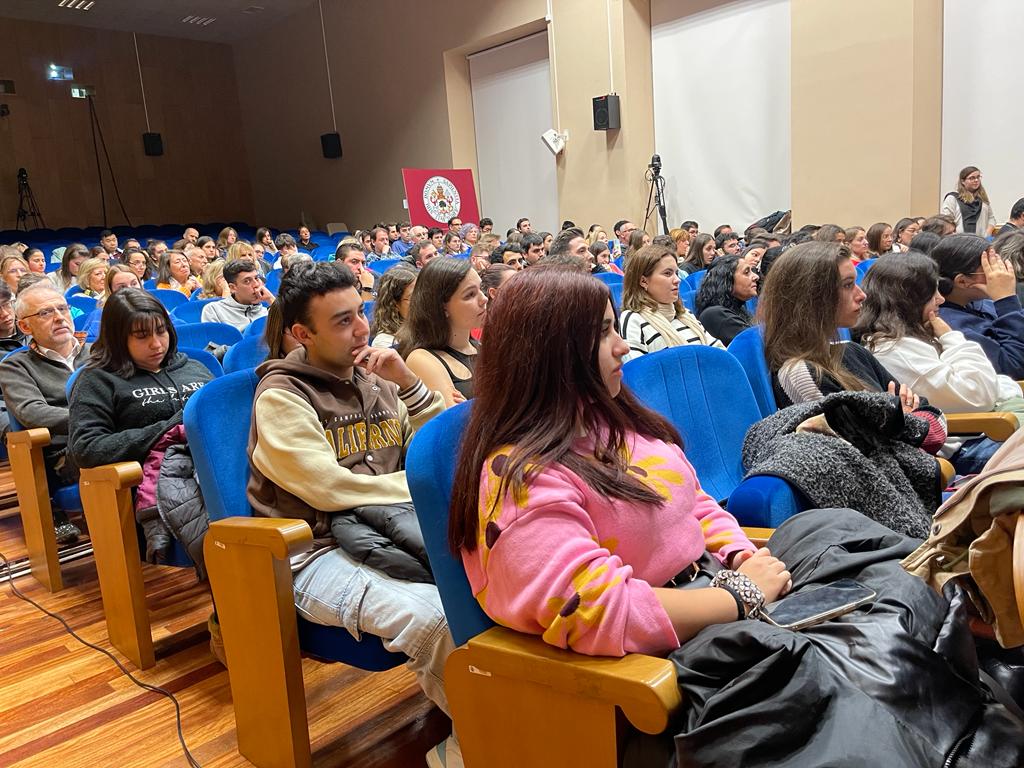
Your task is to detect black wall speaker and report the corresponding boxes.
[142,132,164,156]
[321,132,342,159]
[592,94,621,131]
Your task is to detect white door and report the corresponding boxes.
[469,32,559,235]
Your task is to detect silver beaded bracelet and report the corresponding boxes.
[710,570,766,619]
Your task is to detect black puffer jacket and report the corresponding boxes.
[330,502,433,583]
[624,509,1024,768]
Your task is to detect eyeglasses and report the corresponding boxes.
[22,304,71,321]
[0,301,12,313]
[965,175,982,182]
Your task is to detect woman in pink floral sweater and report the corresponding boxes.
[449,266,791,657]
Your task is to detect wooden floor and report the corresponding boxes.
[0,479,450,768]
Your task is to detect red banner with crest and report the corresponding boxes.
[401,168,481,228]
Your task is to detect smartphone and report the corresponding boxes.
[760,579,876,631]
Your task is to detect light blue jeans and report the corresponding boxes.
[292,547,453,715]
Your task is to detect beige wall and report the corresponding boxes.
[791,0,943,226]
[235,0,547,231]
[549,0,656,233]
[0,16,253,230]
[235,0,657,233]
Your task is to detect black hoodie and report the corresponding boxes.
[69,352,213,469]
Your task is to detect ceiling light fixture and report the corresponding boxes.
[180,15,217,25]
[57,0,94,9]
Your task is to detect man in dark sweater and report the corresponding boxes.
[0,283,91,543]
[998,197,1024,235]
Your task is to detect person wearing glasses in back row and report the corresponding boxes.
[0,283,92,543]
[941,166,997,236]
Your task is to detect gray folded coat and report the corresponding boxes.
[741,390,941,537]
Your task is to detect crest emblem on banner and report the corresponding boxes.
[422,176,462,223]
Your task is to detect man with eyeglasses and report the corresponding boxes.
[0,283,28,353]
[201,259,270,332]
[0,283,91,543]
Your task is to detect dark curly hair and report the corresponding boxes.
[695,254,751,318]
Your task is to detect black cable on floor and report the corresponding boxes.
[0,551,202,767]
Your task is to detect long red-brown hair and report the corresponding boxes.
[448,266,682,553]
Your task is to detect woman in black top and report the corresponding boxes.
[759,242,947,454]
[69,289,213,469]
[694,254,758,346]
[398,257,485,407]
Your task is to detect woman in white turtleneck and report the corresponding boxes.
[619,243,724,362]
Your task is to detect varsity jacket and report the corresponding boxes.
[246,348,443,567]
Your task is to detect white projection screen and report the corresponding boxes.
[469,32,559,234]
[651,0,791,233]
[942,0,1022,224]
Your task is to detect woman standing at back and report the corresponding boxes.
[941,166,996,236]
[398,257,485,407]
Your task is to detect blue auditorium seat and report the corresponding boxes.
[623,345,804,527]
[149,288,189,310]
[171,298,221,325]
[223,336,268,373]
[174,322,243,349]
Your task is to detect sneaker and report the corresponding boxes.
[208,613,227,667]
[426,734,464,768]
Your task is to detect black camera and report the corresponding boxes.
[17,167,28,183]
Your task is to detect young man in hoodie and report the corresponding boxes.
[246,262,462,767]
[200,260,270,332]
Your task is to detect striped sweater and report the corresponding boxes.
[620,305,723,363]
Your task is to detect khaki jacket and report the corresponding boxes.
[902,428,1024,648]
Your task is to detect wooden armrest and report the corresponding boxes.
[742,526,773,547]
[461,625,681,734]
[205,516,314,768]
[945,412,1018,441]
[79,461,143,489]
[1015,516,1024,628]
[6,427,52,449]
[937,457,955,487]
[206,517,313,560]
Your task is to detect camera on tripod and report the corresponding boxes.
[15,167,44,230]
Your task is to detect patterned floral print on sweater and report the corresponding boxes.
[463,432,755,657]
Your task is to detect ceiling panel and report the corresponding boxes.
[0,0,317,43]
